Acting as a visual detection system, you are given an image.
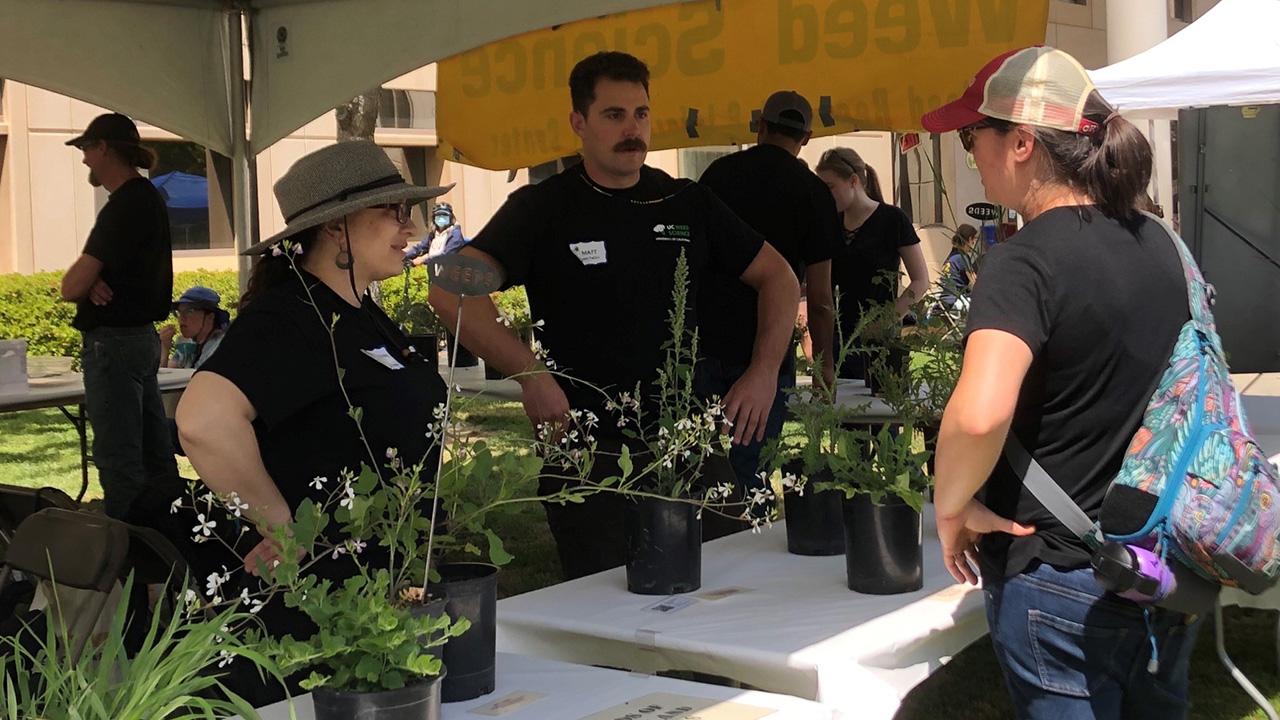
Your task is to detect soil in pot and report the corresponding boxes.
[841,493,923,594]
[624,496,701,595]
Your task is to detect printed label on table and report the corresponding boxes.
[577,692,775,720]
[643,595,697,613]
[693,586,753,602]
[468,690,547,716]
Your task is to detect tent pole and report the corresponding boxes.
[229,9,253,295]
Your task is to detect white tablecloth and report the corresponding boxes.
[250,653,840,720]
[496,507,985,720]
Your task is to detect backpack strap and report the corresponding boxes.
[1003,433,1101,547]
[1140,211,1219,341]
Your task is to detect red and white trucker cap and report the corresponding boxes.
[922,46,1105,135]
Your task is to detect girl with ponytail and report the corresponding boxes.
[814,146,930,380]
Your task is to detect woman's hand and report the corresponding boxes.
[937,499,1035,585]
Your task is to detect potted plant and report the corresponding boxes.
[762,305,875,557]
[820,422,932,594]
[606,252,734,595]
[0,574,279,720]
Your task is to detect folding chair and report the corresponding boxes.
[0,508,130,662]
[0,484,76,546]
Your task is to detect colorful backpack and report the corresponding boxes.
[1101,213,1280,594]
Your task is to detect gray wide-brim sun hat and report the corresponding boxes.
[244,139,453,255]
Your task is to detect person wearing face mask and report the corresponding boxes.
[429,51,800,579]
[404,201,467,266]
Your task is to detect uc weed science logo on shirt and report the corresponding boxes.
[653,224,692,243]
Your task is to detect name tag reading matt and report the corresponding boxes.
[570,241,608,266]
[362,346,405,370]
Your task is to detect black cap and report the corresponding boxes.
[66,113,141,149]
[761,91,813,133]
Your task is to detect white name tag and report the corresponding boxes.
[362,346,405,370]
[569,240,608,266]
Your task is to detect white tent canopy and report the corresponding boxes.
[1089,0,1280,117]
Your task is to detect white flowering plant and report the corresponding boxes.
[604,251,735,512]
[170,237,617,696]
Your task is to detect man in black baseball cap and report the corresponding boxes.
[695,90,842,530]
[59,112,179,523]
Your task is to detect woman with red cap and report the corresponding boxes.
[926,47,1201,718]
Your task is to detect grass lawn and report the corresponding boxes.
[3,398,1279,718]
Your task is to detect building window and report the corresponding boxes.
[378,89,436,130]
[1172,0,1193,21]
[144,142,225,251]
[1063,0,1087,5]
[677,146,736,180]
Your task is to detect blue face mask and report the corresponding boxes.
[433,215,450,229]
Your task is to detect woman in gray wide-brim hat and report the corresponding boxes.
[173,140,453,705]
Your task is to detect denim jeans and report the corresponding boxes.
[81,326,179,522]
[984,561,1202,720]
[694,358,795,527]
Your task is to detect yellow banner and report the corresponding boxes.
[438,0,1050,170]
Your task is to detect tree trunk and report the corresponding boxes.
[335,89,381,141]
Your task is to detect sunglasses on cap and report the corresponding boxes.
[371,200,413,225]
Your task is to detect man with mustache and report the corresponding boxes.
[431,51,799,578]
[59,113,179,523]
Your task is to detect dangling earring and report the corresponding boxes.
[335,245,353,270]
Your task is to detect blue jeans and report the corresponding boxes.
[985,561,1202,720]
[694,358,794,520]
[81,326,179,522]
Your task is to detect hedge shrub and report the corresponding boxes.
[0,268,531,361]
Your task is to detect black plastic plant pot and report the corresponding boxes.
[444,332,479,368]
[782,465,845,556]
[624,496,702,595]
[842,494,923,594]
[429,563,498,702]
[405,334,439,371]
[311,673,444,720]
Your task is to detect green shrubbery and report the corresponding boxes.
[0,268,531,361]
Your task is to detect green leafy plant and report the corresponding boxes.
[0,574,278,720]
[818,423,932,512]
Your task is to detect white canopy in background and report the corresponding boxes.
[1089,0,1280,118]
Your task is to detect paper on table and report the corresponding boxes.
[468,690,547,716]
[577,692,776,720]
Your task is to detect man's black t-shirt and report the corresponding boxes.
[964,207,1188,579]
[468,163,764,418]
[74,177,173,331]
[697,144,842,371]
[198,271,447,515]
[831,202,919,346]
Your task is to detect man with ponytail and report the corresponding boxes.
[59,113,180,524]
[925,47,1199,717]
